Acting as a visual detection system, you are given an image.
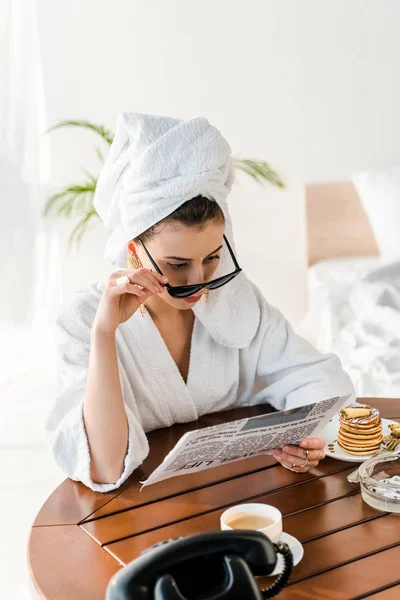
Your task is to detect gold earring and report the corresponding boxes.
[127,253,143,269]
[204,288,209,303]
[127,254,146,315]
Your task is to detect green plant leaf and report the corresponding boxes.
[80,169,98,187]
[232,158,285,188]
[68,208,99,248]
[45,119,114,145]
[95,146,105,164]
[43,179,98,219]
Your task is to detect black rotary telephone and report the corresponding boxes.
[105,530,293,600]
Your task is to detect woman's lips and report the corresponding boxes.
[182,295,202,304]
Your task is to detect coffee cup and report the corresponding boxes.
[220,503,283,542]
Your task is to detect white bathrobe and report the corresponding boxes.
[45,276,355,493]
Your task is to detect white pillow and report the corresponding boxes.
[351,166,400,260]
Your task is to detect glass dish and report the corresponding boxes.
[359,454,400,513]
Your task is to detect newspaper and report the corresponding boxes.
[140,394,351,488]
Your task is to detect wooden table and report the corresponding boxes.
[28,398,400,600]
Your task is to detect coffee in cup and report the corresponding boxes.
[220,503,282,542]
[224,512,275,530]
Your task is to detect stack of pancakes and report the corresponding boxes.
[338,405,383,456]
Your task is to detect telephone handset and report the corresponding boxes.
[105,530,293,600]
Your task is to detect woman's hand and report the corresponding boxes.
[93,267,168,336]
[271,436,326,473]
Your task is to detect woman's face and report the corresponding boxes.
[127,220,225,310]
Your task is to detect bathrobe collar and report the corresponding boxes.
[192,272,260,349]
[124,308,208,424]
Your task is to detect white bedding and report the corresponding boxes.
[302,256,400,398]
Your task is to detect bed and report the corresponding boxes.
[303,179,400,398]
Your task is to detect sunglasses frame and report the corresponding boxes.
[138,234,242,298]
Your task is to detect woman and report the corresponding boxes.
[46,112,354,493]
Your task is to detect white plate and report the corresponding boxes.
[321,415,398,463]
[268,532,303,577]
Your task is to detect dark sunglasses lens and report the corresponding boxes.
[208,273,238,290]
[167,270,241,298]
[168,285,203,298]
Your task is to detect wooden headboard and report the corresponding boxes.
[306,181,379,266]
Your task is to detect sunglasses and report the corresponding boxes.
[139,234,242,298]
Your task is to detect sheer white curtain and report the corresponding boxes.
[0,0,61,445]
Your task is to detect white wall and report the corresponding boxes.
[36,0,400,327]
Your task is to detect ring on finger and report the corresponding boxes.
[299,458,309,469]
[303,448,309,459]
[116,275,130,285]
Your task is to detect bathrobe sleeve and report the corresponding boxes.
[45,287,149,493]
[253,303,355,411]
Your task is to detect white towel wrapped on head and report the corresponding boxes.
[94,112,235,267]
[93,111,260,348]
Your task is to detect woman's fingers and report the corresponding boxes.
[112,268,168,286]
[271,439,326,474]
[299,435,326,450]
[281,444,326,462]
[116,267,167,285]
[281,445,306,460]
[273,452,316,473]
[131,268,168,291]
[273,448,319,466]
[129,273,163,293]
[299,435,326,461]
[278,457,304,472]
[111,277,157,300]
[111,280,146,298]
[151,270,169,285]
[112,269,167,295]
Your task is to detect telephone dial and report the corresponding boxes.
[105,530,293,599]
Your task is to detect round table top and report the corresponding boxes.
[28,398,400,600]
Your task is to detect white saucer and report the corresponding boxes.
[321,415,398,463]
[268,532,303,577]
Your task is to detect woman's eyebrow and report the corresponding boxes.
[164,245,223,261]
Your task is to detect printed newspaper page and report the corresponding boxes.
[140,394,351,488]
